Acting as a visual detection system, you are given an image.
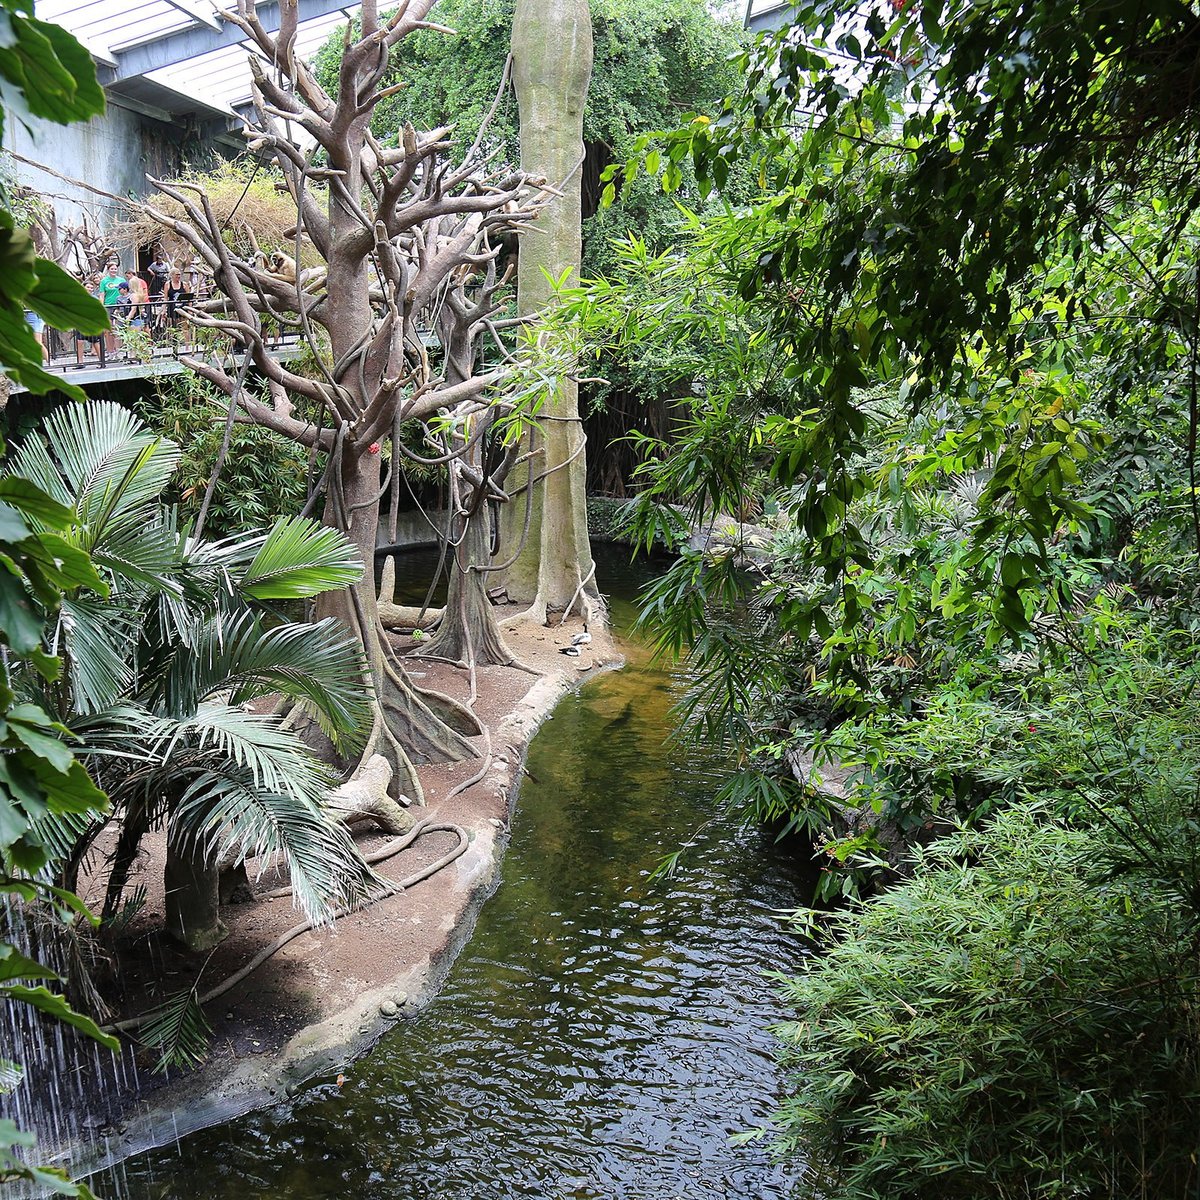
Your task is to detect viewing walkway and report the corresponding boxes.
[12,325,310,396]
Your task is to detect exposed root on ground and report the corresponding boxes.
[106,817,469,1036]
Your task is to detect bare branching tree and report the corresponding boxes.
[139,0,556,802]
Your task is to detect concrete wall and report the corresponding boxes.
[376,510,451,550]
[7,98,177,231]
[4,96,224,273]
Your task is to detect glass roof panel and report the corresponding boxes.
[148,11,351,112]
[38,0,359,116]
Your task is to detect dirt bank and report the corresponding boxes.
[74,613,621,1173]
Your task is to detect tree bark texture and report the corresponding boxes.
[422,486,513,665]
[164,841,227,953]
[501,0,602,620]
[140,0,561,789]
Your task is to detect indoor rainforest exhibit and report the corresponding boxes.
[3,1,1200,1198]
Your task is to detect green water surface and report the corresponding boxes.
[104,547,811,1199]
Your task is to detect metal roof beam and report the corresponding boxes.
[162,0,222,31]
[74,30,118,68]
[745,2,794,33]
[108,0,355,81]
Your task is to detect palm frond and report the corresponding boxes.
[165,613,370,745]
[57,596,139,714]
[171,769,375,925]
[138,980,211,1074]
[23,809,96,873]
[9,401,180,538]
[236,516,363,600]
[92,514,184,598]
[70,704,176,755]
[164,703,333,803]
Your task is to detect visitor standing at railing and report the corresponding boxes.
[147,252,169,334]
[98,258,125,356]
[127,271,149,326]
[75,273,104,365]
[165,265,192,333]
[23,310,48,364]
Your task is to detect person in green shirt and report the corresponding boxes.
[98,258,125,355]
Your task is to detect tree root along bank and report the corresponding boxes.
[106,819,469,1036]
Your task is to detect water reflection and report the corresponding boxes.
[106,545,810,1199]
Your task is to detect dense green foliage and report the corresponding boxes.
[8,402,376,933]
[132,375,313,538]
[312,0,742,272]
[774,801,1200,1199]
[0,1,118,1191]
[566,0,1200,1192]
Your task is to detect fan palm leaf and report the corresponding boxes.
[10,401,180,544]
[172,767,375,925]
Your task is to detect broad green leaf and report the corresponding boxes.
[27,258,108,333]
[0,984,118,1049]
[31,756,106,816]
[0,224,35,299]
[0,17,77,124]
[6,704,73,771]
[0,572,42,653]
[0,478,75,528]
[31,18,105,120]
[0,943,58,984]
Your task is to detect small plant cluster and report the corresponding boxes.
[133,373,313,538]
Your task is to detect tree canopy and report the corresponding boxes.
[311,0,745,274]
[568,3,1200,1190]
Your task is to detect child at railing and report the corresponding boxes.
[127,271,150,325]
[74,273,104,365]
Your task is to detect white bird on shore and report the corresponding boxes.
[559,645,582,657]
[570,624,592,647]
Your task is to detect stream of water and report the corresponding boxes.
[97,547,812,1199]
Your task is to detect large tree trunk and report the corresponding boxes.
[421,485,514,666]
[499,0,603,624]
[319,447,481,803]
[164,841,226,953]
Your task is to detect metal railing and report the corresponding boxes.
[39,298,303,373]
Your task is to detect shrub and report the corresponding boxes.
[132,374,312,537]
[774,802,1200,1200]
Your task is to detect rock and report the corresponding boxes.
[394,991,408,1007]
[488,817,504,828]
[379,1000,399,1018]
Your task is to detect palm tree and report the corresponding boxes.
[10,401,377,952]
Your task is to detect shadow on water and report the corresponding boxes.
[103,544,813,1199]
